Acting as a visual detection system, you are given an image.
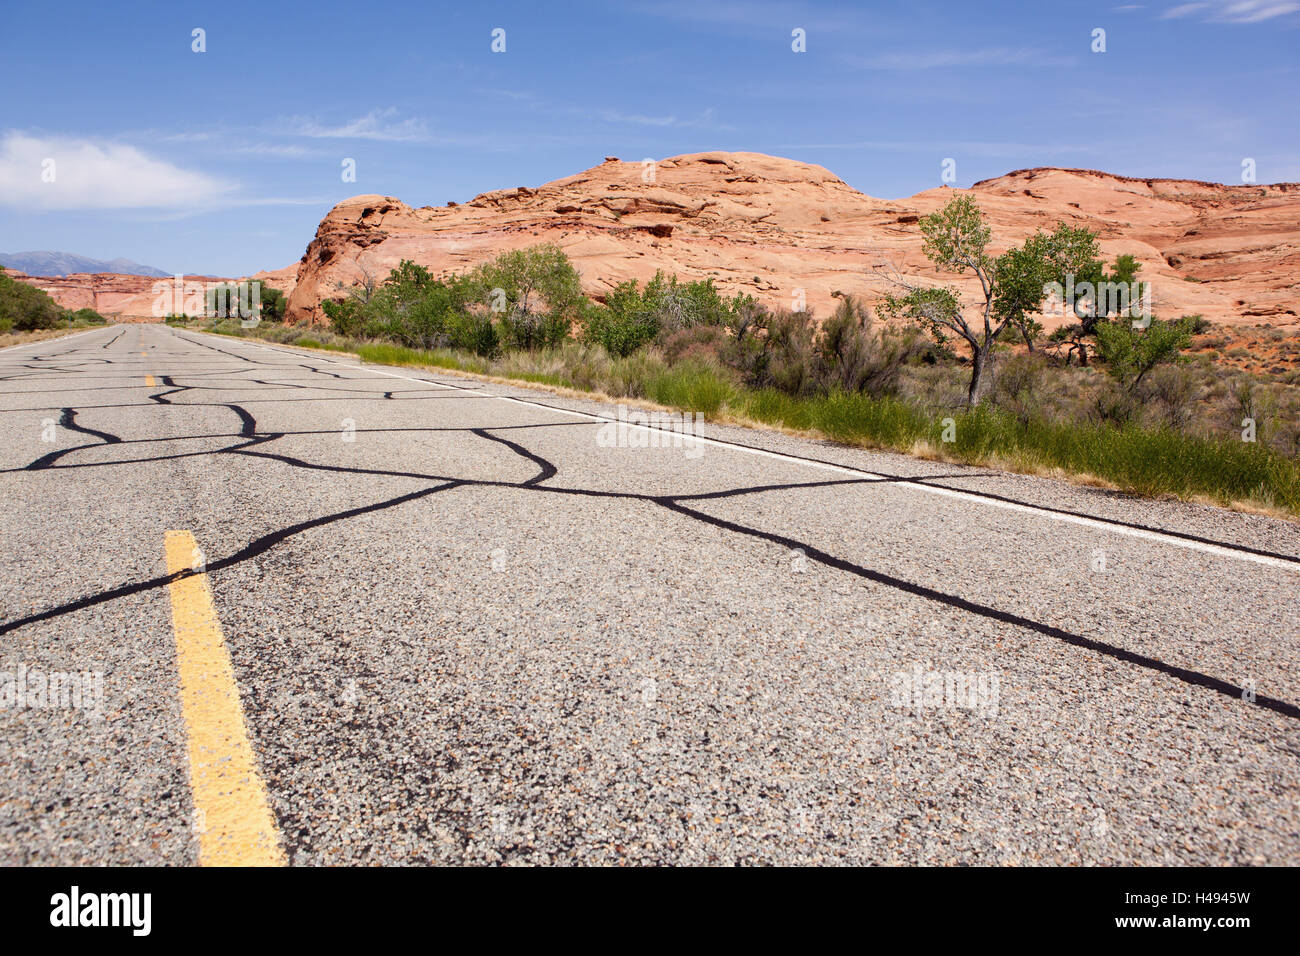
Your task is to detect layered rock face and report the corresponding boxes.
[9,265,298,321]
[8,271,178,321]
[286,152,1300,330]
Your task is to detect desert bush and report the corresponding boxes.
[723,296,922,399]
[1090,381,1141,427]
[0,267,65,330]
[659,324,727,364]
[646,273,737,332]
[1095,316,1194,392]
[1139,364,1198,430]
[816,295,925,396]
[990,352,1046,425]
[729,307,819,395]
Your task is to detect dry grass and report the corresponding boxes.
[0,327,98,349]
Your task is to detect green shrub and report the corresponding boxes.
[67,307,107,325]
[582,272,750,358]
[446,311,499,357]
[581,288,659,357]
[0,267,65,330]
[1095,316,1194,392]
[322,297,365,338]
[473,244,582,350]
[723,296,922,399]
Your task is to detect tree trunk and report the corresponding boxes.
[1078,314,1096,367]
[967,346,989,406]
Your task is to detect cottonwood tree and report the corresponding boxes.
[1048,252,1142,367]
[473,243,583,350]
[1004,223,1102,351]
[879,196,1101,406]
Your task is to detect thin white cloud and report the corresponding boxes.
[597,109,680,127]
[475,88,538,101]
[230,143,316,158]
[628,0,867,34]
[1214,0,1300,21]
[1160,0,1299,19]
[595,107,729,129]
[0,132,232,210]
[283,107,429,142]
[773,138,1095,158]
[1160,2,1211,16]
[847,47,1068,70]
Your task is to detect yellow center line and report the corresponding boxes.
[145,374,156,387]
[164,530,285,867]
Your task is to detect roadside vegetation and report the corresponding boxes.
[0,266,107,344]
[192,210,1300,517]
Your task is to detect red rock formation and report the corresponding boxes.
[285,151,1300,330]
[9,265,298,321]
[16,152,1296,330]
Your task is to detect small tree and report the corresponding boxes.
[999,223,1102,351]
[474,244,583,350]
[881,195,1084,406]
[1048,252,1142,366]
[259,285,287,322]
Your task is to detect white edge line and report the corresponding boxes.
[0,326,107,354]
[190,329,1300,573]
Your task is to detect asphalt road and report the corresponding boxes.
[1,323,1297,865]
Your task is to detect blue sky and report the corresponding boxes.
[1,0,1297,276]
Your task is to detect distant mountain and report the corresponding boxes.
[0,251,170,278]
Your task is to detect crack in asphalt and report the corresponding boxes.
[1,326,1296,721]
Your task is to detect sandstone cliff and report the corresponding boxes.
[285,151,1300,330]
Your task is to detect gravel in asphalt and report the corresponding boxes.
[1,324,1297,864]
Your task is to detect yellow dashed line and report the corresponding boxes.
[145,374,156,387]
[164,530,285,867]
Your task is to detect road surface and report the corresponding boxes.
[2,324,1297,865]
